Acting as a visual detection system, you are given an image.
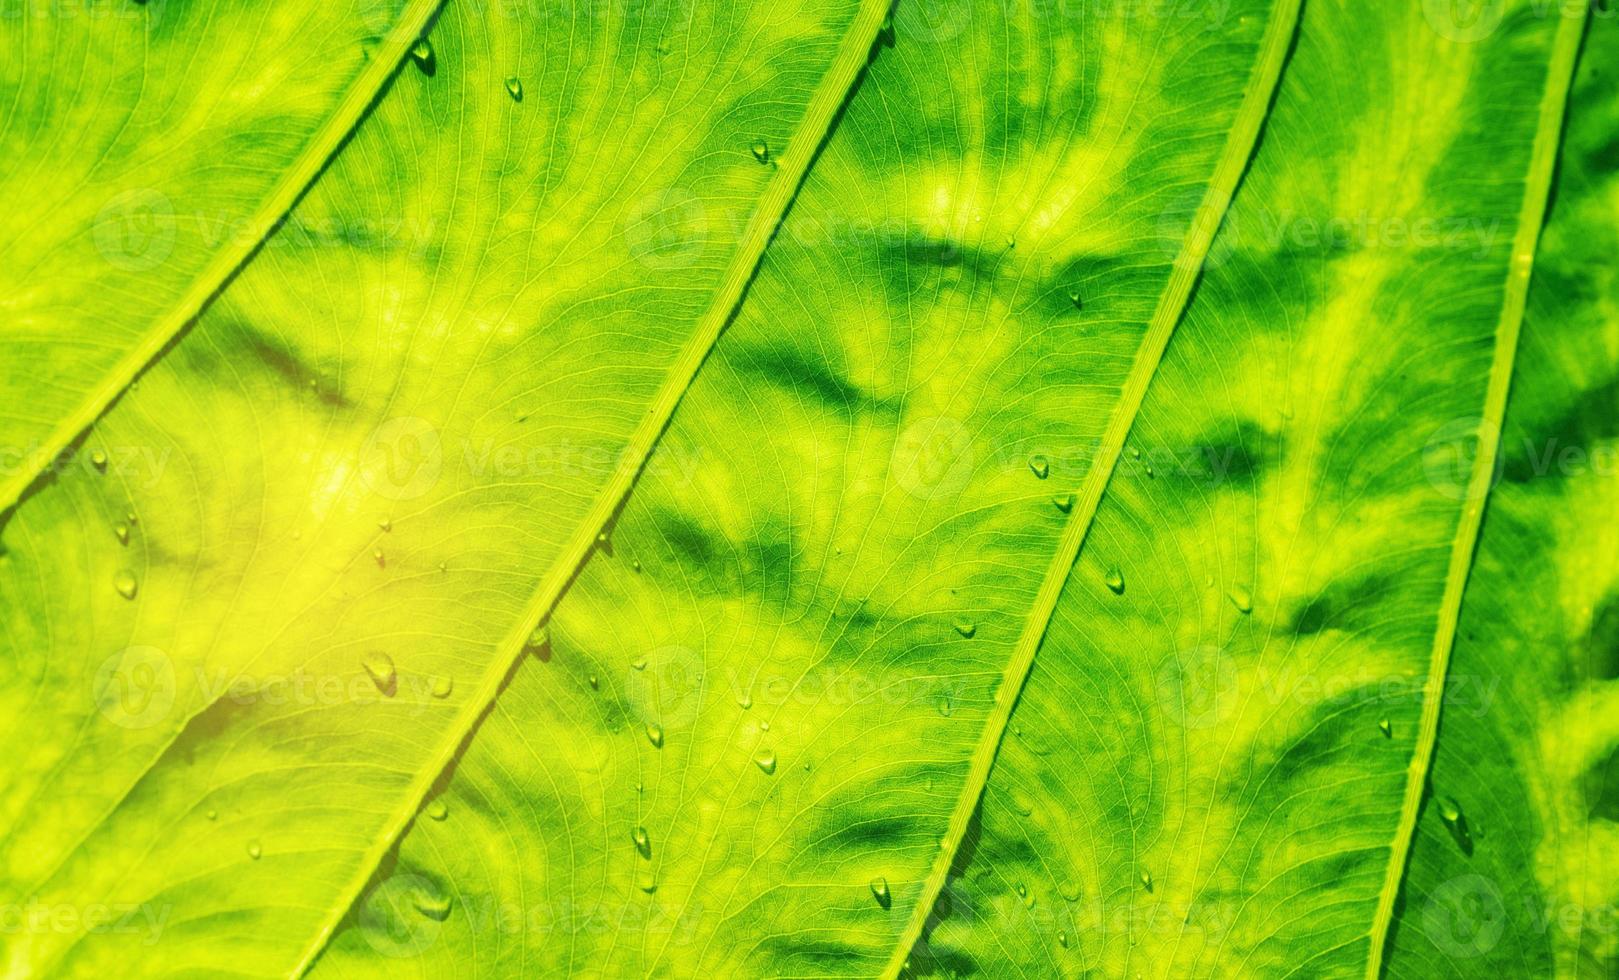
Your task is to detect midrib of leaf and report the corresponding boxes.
[1363,11,1589,978]
[880,2,1304,974]
[0,0,445,520]
[288,0,895,974]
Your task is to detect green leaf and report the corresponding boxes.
[303,0,1301,975]
[899,2,1588,977]
[4,0,1614,977]
[0,0,885,975]
[0,0,439,513]
[1384,16,1619,979]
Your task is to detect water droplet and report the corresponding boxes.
[1010,791,1033,816]
[1053,493,1074,513]
[114,522,130,545]
[633,657,648,671]
[936,695,952,717]
[1127,447,1141,460]
[1378,718,1392,738]
[1438,795,1473,851]
[588,674,600,690]
[1145,462,1155,478]
[1016,882,1028,898]
[954,619,977,638]
[413,882,451,921]
[1028,455,1050,479]
[504,76,523,101]
[760,720,770,732]
[525,625,550,657]
[870,877,891,908]
[206,808,217,821]
[631,558,642,572]
[373,549,385,568]
[90,449,108,471]
[409,37,435,74]
[378,517,391,532]
[426,800,448,821]
[1059,881,1082,902]
[114,570,138,599]
[633,826,651,858]
[1227,586,1253,614]
[364,653,397,696]
[737,690,753,709]
[1068,291,1083,310]
[431,675,453,699]
[754,749,777,774]
[637,873,658,893]
[646,722,664,748]
[247,841,262,860]
[1058,930,1070,949]
[751,139,770,164]
[596,531,609,547]
[1139,870,1153,892]
[1105,567,1125,595]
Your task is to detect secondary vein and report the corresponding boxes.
[878,2,1305,974]
[287,0,897,974]
[1363,10,1589,978]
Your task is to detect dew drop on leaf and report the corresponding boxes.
[114,570,138,600]
[373,549,385,568]
[633,826,651,858]
[753,749,777,774]
[1028,455,1050,479]
[364,653,397,697]
[1227,586,1253,614]
[1139,870,1153,892]
[1053,493,1074,513]
[1058,930,1070,949]
[431,675,453,699]
[525,625,550,658]
[954,619,977,638]
[413,881,451,921]
[247,841,262,860]
[1068,290,1083,310]
[378,516,391,532]
[90,448,108,471]
[426,800,448,821]
[504,76,523,102]
[1105,567,1125,595]
[206,809,217,821]
[1378,718,1392,738]
[409,37,435,75]
[646,722,664,748]
[870,877,891,908]
[114,522,130,545]
[751,139,770,164]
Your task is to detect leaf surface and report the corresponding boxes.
[0,0,439,512]
[1384,14,1619,978]
[301,1,1299,975]
[0,0,882,974]
[905,2,1587,977]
